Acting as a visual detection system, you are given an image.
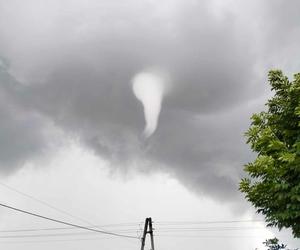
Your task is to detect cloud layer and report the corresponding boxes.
[1,0,300,203]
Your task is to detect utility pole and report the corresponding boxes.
[140,217,155,250]
[140,218,148,250]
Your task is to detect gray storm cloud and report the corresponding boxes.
[0,0,300,204]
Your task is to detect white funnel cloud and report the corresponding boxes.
[132,72,167,138]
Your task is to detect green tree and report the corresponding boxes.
[263,238,298,250]
[264,238,287,250]
[240,70,300,238]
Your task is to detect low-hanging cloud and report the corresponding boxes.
[0,0,300,205]
[132,71,168,138]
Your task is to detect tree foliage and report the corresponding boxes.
[240,70,300,238]
[264,238,287,250]
[263,237,299,250]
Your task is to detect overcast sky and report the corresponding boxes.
[0,0,299,249]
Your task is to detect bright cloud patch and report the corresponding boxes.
[132,72,167,138]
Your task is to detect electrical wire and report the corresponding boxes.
[153,226,267,231]
[0,181,101,227]
[0,226,267,238]
[0,230,141,239]
[153,219,265,225]
[0,235,142,245]
[0,202,139,240]
[0,224,269,241]
[0,227,268,239]
[0,232,105,239]
[155,234,273,239]
[0,224,140,233]
[0,226,141,239]
[0,221,266,234]
[0,236,112,244]
[0,180,141,244]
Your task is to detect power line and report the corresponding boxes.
[0,221,265,234]
[0,236,112,244]
[0,234,278,245]
[100,222,141,227]
[0,235,141,245]
[0,226,266,236]
[0,225,140,233]
[0,230,139,239]
[0,181,135,239]
[155,234,273,239]
[0,202,139,240]
[153,219,265,225]
[0,181,100,227]
[0,228,139,234]
[0,232,104,239]
[153,226,267,231]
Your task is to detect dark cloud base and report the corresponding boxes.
[0,0,299,205]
